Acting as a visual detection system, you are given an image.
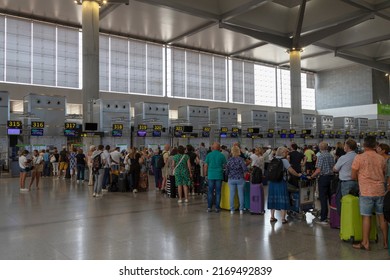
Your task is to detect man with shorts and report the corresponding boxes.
[351,136,388,250]
[59,146,69,179]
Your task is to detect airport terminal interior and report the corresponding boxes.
[0,0,390,260]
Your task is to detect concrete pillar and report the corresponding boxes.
[289,50,303,128]
[82,0,100,124]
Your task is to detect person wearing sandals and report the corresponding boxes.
[28,149,44,190]
[173,145,192,203]
[268,146,302,224]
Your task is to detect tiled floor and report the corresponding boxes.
[0,175,389,260]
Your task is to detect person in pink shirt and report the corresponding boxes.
[351,136,388,250]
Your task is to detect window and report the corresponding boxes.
[129,40,146,94]
[57,26,79,88]
[147,43,164,96]
[0,16,4,81]
[110,36,128,93]
[254,64,277,107]
[99,34,109,91]
[277,68,291,108]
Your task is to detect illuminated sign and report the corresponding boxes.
[174,126,184,132]
[203,126,211,132]
[31,128,44,136]
[138,124,148,130]
[281,129,287,134]
[290,129,296,134]
[7,120,22,128]
[31,121,44,128]
[232,127,239,133]
[320,130,325,134]
[268,129,274,133]
[112,124,124,130]
[65,122,77,129]
[248,128,254,133]
[221,127,228,133]
[153,125,162,131]
[112,130,122,137]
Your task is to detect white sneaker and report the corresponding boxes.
[93,192,96,197]
[133,189,138,193]
[240,210,244,215]
[230,210,234,214]
[96,193,101,198]
[20,188,29,192]
[191,192,195,196]
[184,199,188,203]
[77,180,80,183]
[178,199,183,203]
[315,220,328,225]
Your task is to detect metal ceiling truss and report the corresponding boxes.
[292,0,307,49]
[337,34,390,51]
[277,50,333,66]
[335,51,390,73]
[100,3,122,19]
[219,0,270,22]
[166,22,216,44]
[229,42,268,57]
[341,0,390,21]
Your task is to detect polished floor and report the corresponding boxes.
[0,174,389,260]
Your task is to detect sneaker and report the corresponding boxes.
[96,193,101,198]
[240,210,244,215]
[77,180,80,183]
[191,192,195,196]
[315,220,328,225]
[178,199,183,203]
[92,192,96,197]
[20,188,29,192]
[207,208,212,213]
[215,209,220,213]
[184,199,188,203]
[133,189,138,193]
[230,210,234,214]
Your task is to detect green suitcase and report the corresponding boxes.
[340,194,377,243]
[244,181,250,210]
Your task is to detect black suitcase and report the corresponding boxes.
[108,174,119,192]
[118,172,128,192]
[166,175,176,198]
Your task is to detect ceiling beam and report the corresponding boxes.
[220,0,270,22]
[335,51,390,73]
[229,42,268,57]
[375,54,390,62]
[219,22,291,49]
[292,0,307,48]
[133,0,220,21]
[299,12,375,47]
[337,34,390,51]
[375,1,390,11]
[341,0,390,21]
[100,4,121,19]
[166,22,216,44]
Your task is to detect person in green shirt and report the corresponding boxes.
[204,142,227,213]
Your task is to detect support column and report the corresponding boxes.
[82,0,100,124]
[289,50,303,129]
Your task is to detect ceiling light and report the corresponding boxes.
[74,0,107,6]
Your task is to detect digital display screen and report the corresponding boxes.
[183,126,193,133]
[85,123,98,131]
[268,129,274,133]
[202,131,210,137]
[220,132,227,138]
[220,127,228,133]
[65,122,77,129]
[137,130,147,137]
[231,132,238,138]
[232,127,239,133]
[152,131,161,137]
[112,124,124,130]
[153,125,162,131]
[203,127,211,132]
[289,133,295,138]
[246,133,253,138]
[7,121,22,128]
[319,133,325,138]
[248,128,259,134]
[281,129,287,134]
[138,124,148,130]
[290,129,296,134]
[174,126,183,132]
[112,130,123,137]
[31,121,44,128]
[280,133,287,138]
[267,133,273,138]
[7,128,21,135]
[174,131,182,138]
[31,128,44,136]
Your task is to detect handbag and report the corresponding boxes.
[173,155,185,175]
[50,155,56,163]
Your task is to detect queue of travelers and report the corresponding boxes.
[16,138,390,251]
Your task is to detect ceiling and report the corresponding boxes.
[1,0,390,73]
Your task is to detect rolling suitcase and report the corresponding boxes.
[220,181,239,210]
[118,172,128,192]
[329,193,340,229]
[244,181,250,210]
[250,183,265,215]
[340,194,377,242]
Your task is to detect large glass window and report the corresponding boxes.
[147,43,164,96]
[277,68,291,108]
[32,22,56,86]
[129,40,146,94]
[99,35,109,91]
[110,36,128,93]
[254,64,277,107]
[200,53,213,100]
[302,73,316,110]
[57,26,79,88]
[0,16,4,81]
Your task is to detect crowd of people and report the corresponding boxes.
[17,137,389,251]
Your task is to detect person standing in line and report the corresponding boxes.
[309,142,335,225]
[129,152,141,193]
[69,147,77,180]
[51,148,60,178]
[304,145,316,174]
[87,145,95,186]
[28,149,43,190]
[351,136,388,250]
[333,139,358,197]
[76,148,86,183]
[288,143,305,187]
[151,148,163,191]
[161,144,171,194]
[102,145,111,189]
[42,149,50,177]
[268,147,302,224]
[225,146,248,215]
[19,150,31,192]
[110,147,122,174]
[186,144,199,195]
[173,145,192,203]
[92,145,106,198]
[220,145,230,161]
[58,146,69,179]
[204,142,227,213]
[376,143,390,189]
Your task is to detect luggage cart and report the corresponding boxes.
[287,178,319,219]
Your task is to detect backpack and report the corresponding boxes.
[92,152,103,174]
[267,158,285,182]
[251,166,263,184]
[383,191,390,223]
[156,154,165,169]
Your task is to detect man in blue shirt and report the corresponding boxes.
[204,142,227,213]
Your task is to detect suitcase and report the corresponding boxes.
[250,183,265,215]
[329,193,340,229]
[118,172,128,192]
[138,171,148,192]
[108,173,119,192]
[220,182,239,210]
[166,175,176,198]
[340,194,377,242]
[244,181,250,210]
